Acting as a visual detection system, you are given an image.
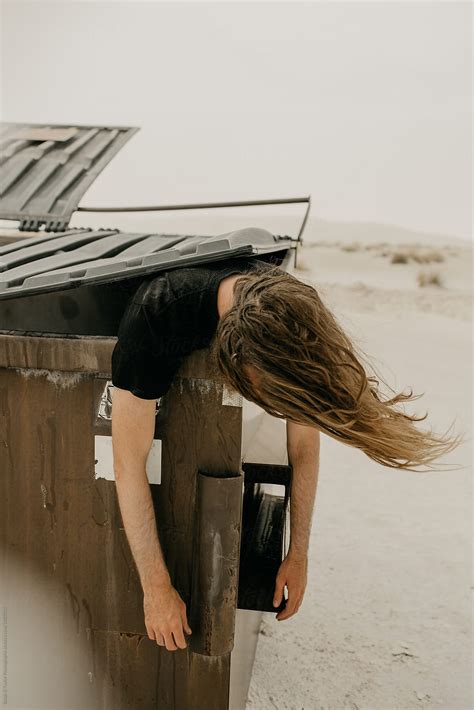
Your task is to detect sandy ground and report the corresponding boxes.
[1,221,471,708]
[245,236,473,710]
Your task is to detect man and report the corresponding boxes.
[111,256,320,652]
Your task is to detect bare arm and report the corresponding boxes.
[111,387,192,650]
[273,420,320,621]
[112,387,170,589]
[286,419,321,559]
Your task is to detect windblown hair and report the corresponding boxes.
[210,261,465,472]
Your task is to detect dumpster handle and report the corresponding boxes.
[76,195,312,247]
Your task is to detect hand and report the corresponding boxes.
[144,582,193,651]
[273,552,308,621]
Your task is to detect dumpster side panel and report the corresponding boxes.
[0,365,159,708]
[1,341,250,709]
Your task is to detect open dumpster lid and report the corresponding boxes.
[0,226,294,301]
[0,122,138,232]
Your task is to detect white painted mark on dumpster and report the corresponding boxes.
[94,435,162,484]
[178,377,216,396]
[16,368,84,388]
[97,381,114,421]
[222,384,243,407]
[97,380,162,421]
[40,482,48,508]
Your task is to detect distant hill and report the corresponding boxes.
[67,212,471,249]
[298,217,471,248]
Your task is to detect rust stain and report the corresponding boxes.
[65,581,81,633]
[91,484,110,527]
[82,598,97,679]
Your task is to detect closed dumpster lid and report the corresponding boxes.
[0,121,138,232]
[0,227,294,301]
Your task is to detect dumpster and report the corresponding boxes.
[0,122,301,709]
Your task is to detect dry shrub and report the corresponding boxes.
[390,248,445,264]
[407,248,445,264]
[417,270,443,288]
[366,242,390,251]
[391,252,409,264]
[341,242,361,252]
[424,249,445,263]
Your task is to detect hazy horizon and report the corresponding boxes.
[1,1,472,243]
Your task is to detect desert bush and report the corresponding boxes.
[391,252,409,264]
[407,248,444,264]
[423,249,445,263]
[390,248,445,264]
[417,270,443,288]
[364,242,390,251]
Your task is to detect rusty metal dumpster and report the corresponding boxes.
[0,121,300,709]
[0,231,295,710]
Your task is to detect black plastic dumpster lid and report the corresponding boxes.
[0,227,293,300]
[0,122,138,232]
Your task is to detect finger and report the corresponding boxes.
[172,624,188,650]
[284,594,303,619]
[181,607,192,635]
[163,630,178,652]
[155,632,165,646]
[146,624,156,642]
[276,594,298,621]
[277,606,295,621]
[273,577,286,608]
[287,597,303,618]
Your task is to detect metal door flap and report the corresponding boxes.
[0,122,138,232]
[0,226,293,300]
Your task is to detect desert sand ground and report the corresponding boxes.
[245,235,472,710]
[1,219,471,709]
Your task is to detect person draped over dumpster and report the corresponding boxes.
[110,253,462,653]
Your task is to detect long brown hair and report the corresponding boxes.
[210,261,466,472]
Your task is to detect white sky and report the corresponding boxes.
[1,1,472,240]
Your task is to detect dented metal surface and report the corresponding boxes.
[189,470,243,657]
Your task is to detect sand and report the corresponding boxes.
[245,236,473,710]
[1,220,471,708]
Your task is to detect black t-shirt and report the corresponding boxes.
[111,257,275,399]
